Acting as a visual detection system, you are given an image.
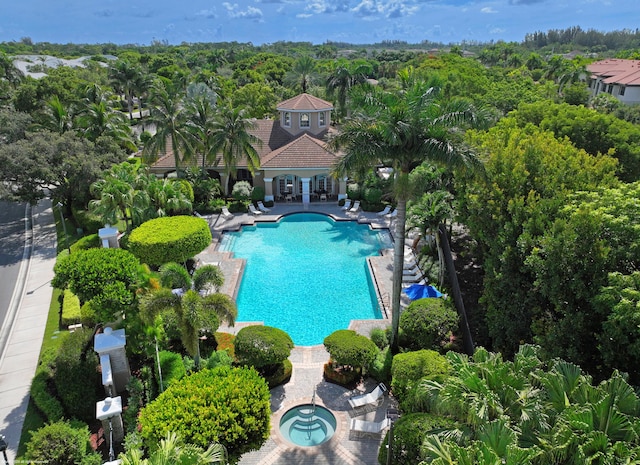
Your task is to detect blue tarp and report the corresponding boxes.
[403,283,443,300]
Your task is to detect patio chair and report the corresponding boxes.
[257,201,271,213]
[403,272,425,283]
[377,205,392,216]
[220,206,233,221]
[350,417,391,437]
[341,199,352,211]
[248,204,263,216]
[386,209,398,219]
[348,382,387,410]
[348,200,361,214]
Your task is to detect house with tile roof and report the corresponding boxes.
[150,93,348,203]
[587,58,640,105]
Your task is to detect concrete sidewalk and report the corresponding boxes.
[0,199,57,461]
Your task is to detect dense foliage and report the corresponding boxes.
[138,366,271,461]
[390,349,450,401]
[323,329,378,372]
[399,297,458,352]
[25,420,102,465]
[127,215,212,267]
[234,325,293,372]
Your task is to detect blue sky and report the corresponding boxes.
[1,0,637,46]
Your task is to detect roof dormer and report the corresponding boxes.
[277,93,333,137]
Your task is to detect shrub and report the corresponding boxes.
[72,208,103,234]
[25,420,102,465]
[158,350,186,388]
[176,178,195,203]
[138,366,271,461]
[61,289,82,327]
[346,183,361,200]
[214,332,235,359]
[127,216,212,267]
[79,301,98,327]
[399,298,459,352]
[30,349,64,422]
[363,187,383,204]
[391,350,449,401]
[52,247,139,304]
[70,233,100,253]
[378,413,459,465]
[265,359,293,388]
[232,180,252,201]
[228,201,248,213]
[205,350,234,370]
[251,185,265,201]
[235,325,293,374]
[370,327,389,349]
[53,328,101,422]
[323,329,377,375]
[368,346,393,385]
[123,376,145,434]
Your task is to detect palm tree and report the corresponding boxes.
[208,103,261,182]
[143,80,193,174]
[140,262,236,368]
[109,59,142,120]
[184,82,218,169]
[284,55,317,93]
[139,175,193,220]
[119,431,226,464]
[40,95,74,134]
[329,82,487,353]
[77,98,136,149]
[326,59,370,120]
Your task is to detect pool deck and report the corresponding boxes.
[195,201,403,464]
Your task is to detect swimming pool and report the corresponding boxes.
[219,213,390,345]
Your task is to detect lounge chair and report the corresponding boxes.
[220,206,233,221]
[403,265,421,275]
[348,383,387,410]
[377,205,392,216]
[257,201,271,213]
[350,417,391,437]
[248,204,263,216]
[341,199,352,211]
[348,200,361,214]
[386,209,398,219]
[403,272,425,283]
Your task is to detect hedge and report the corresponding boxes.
[69,233,100,253]
[324,329,377,372]
[391,350,449,401]
[138,366,271,461]
[127,216,212,267]
[234,325,293,370]
[399,297,459,352]
[25,420,102,465]
[30,349,64,423]
[158,350,186,388]
[61,289,81,328]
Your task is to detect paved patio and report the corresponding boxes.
[195,201,401,464]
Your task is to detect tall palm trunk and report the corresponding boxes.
[390,197,408,354]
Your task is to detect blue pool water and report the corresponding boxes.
[219,213,389,345]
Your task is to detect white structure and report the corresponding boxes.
[98,224,120,248]
[587,59,640,105]
[94,327,130,394]
[96,397,124,451]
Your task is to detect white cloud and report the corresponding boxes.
[195,9,217,19]
[296,13,313,18]
[306,0,351,14]
[351,0,418,19]
[223,2,264,20]
[489,27,506,34]
[481,7,498,13]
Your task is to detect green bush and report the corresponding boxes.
[79,301,98,327]
[123,376,145,434]
[52,247,139,304]
[53,328,100,422]
[25,420,102,465]
[127,216,212,267]
[399,298,459,352]
[363,187,383,204]
[138,366,271,461]
[346,183,361,200]
[158,350,186,388]
[391,350,449,401]
[70,233,100,253]
[368,346,393,385]
[72,208,103,234]
[204,350,234,370]
[378,413,459,465]
[324,329,377,374]
[251,185,265,201]
[370,327,389,349]
[30,349,64,422]
[235,325,293,373]
[61,289,82,327]
[228,201,248,213]
[176,178,195,203]
[265,359,293,388]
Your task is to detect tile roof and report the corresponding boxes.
[277,93,333,111]
[261,133,338,169]
[588,59,640,86]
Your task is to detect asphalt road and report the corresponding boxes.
[0,201,28,332]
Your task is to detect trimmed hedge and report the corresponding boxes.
[234,325,293,370]
[138,366,271,460]
[127,216,212,267]
[25,420,102,465]
[324,329,378,372]
[391,349,449,401]
[69,233,100,253]
[399,297,459,352]
[61,289,81,327]
[30,349,64,423]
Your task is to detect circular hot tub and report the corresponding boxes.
[278,404,337,447]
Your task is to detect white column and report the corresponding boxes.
[338,177,348,200]
[263,177,274,202]
[301,177,311,205]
